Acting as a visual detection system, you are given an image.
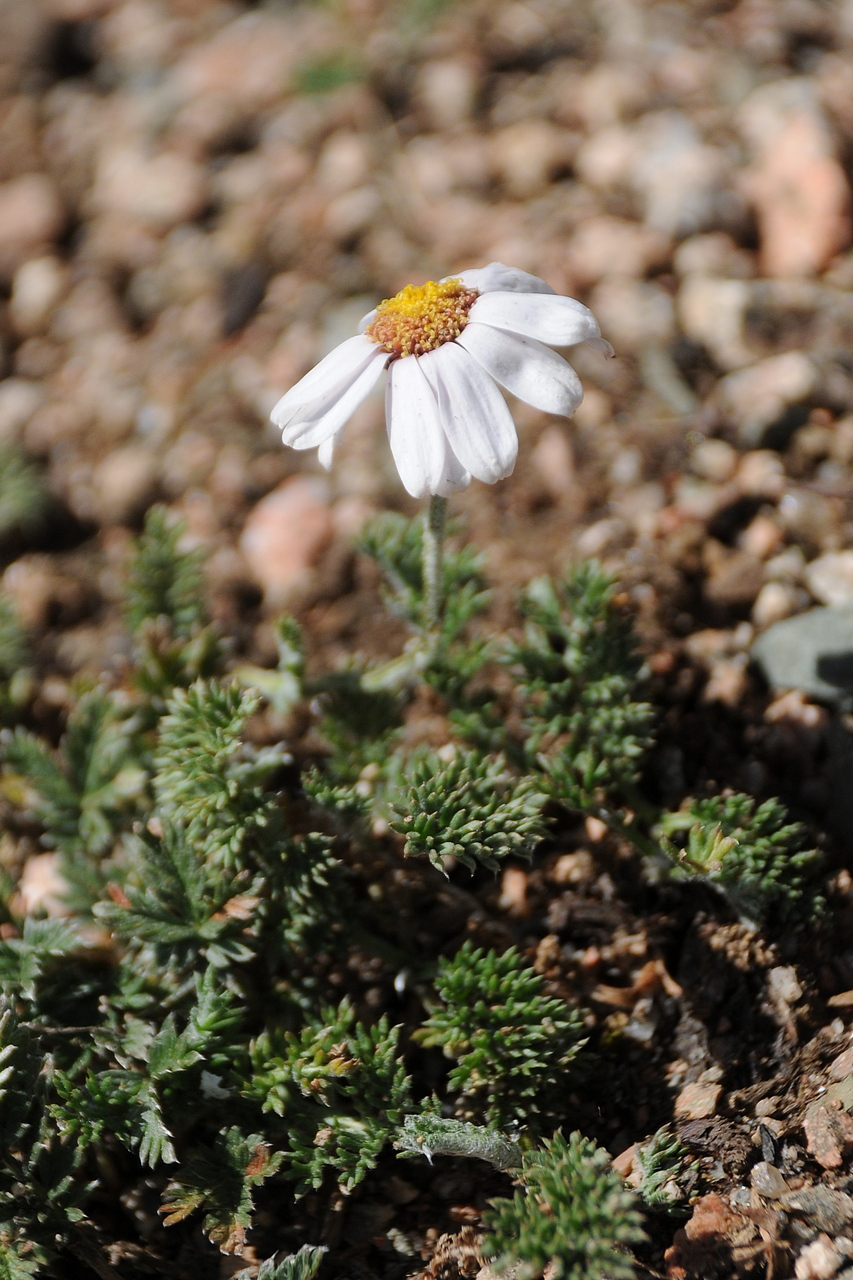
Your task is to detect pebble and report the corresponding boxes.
[589,278,675,353]
[0,377,46,443]
[752,581,802,629]
[717,353,817,447]
[490,119,574,198]
[796,1237,844,1280]
[806,552,853,607]
[240,475,334,605]
[90,446,159,527]
[739,79,850,278]
[566,215,669,285]
[803,1097,853,1170]
[678,275,753,371]
[782,1186,853,1236]
[9,256,66,335]
[750,1160,789,1200]
[690,437,737,484]
[416,59,480,130]
[674,1080,722,1120]
[17,852,69,917]
[632,110,731,238]
[0,174,65,280]
[753,605,853,704]
[91,147,208,231]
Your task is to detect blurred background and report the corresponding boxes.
[3,0,853,809]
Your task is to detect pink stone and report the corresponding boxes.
[240,476,333,605]
[0,175,64,280]
[740,83,851,278]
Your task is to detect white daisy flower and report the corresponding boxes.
[271,262,613,499]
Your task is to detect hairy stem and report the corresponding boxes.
[422,494,448,635]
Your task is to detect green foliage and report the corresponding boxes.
[154,679,283,869]
[161,1127,283,1253]
[390,750,546,873]
[634,1126,696,1214]
[126,505,222,696]
[0,446,48,540]
[235,1245,327,1280]
[0,1004,90,1271]
[314,670,403,782]
[237,615,305,716]
[0,597,25,684]
[295,52,364,95]
[127,505,205,639]
[3,692,145,909]
[396,1113,522,1170]
[248,999,410,1194]
[416,943,587,1128]
[658,792,823,925]
[511,568,654,816]
[484,1131,645,1280]
[358,511,491,695]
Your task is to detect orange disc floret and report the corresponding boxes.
[366,278,479,359]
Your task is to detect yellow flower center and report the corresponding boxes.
[365,278,478,359]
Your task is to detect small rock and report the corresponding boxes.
[702,657,749,707]
[490,120,575,198]
[674,1081,722,1121]
[566,216,670,285]
[415,58,480,130]
[0,378,46,443]
[90,447,159,527]
[531,427,576,501]
[717,353,817,447]
[736,450,786,499]
[796,1237,843,1280]
[750,1161,789,1199]
[739,79,850,278]
[632,110,732,238]
[830,1045,853,1080]
[752,605,853,704]
[804,1098,853,1170]
[781,1186,853,1236]
[17,852,69,917]
[498,867,528,917]
[240,476,334,605]
[315,131,372,196]
[589,278,675,353]
[752,581,802,629]
[690,437,738,483]
[678,275,753,371]
[806,552,853,607]
[91,147,208,231]
[704,548,764,610]
[767,965,803,1005]
[740,514,783,560]
[665,1194,757,1280]
[0,174,65,280]
[9,256,66,335]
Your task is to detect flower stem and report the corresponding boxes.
[422,494,448,636]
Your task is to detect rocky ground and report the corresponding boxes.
[5,0,853,1277]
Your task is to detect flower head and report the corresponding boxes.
[271,263,612,499]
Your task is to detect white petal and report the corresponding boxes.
[317,431,339,469]
[586,335,616,358]
[420,343,518,485]
[358,308,377,332]
[469,291,600,347]
[456,323,584,418]
[445,262,556,296]
[387,357,469,498]
[271,335,383,432]
[279,348,386,450]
